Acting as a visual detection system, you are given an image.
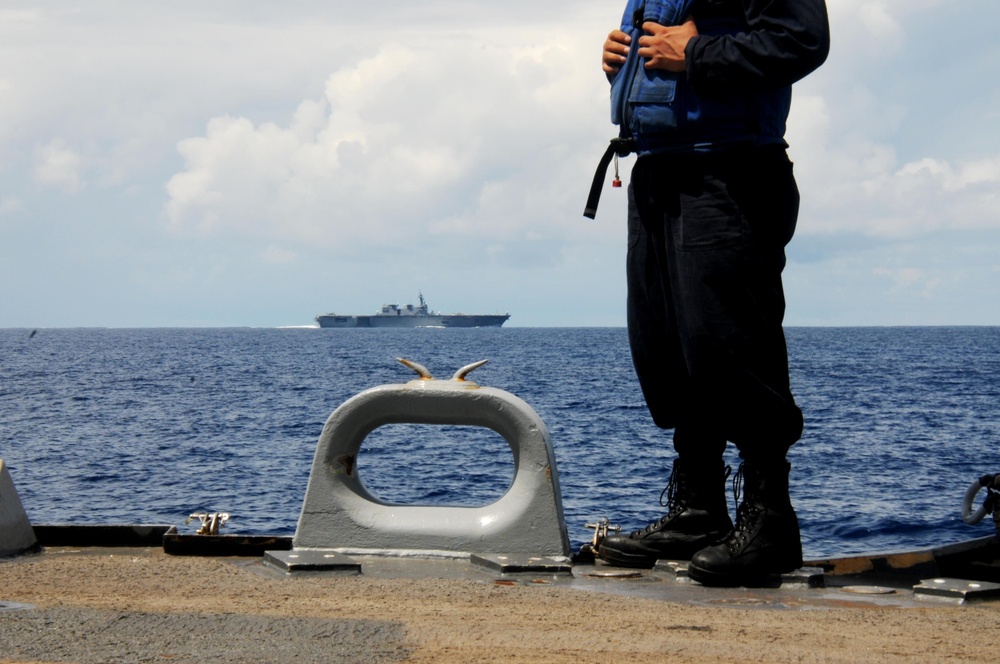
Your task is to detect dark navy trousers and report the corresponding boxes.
[626,145,803,463]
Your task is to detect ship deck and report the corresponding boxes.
[2,529,999,663]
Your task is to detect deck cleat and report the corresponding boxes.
[579,517,623,560]
[185,512,230,536]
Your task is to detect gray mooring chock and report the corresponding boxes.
[284,359,571,566]
[0,459,38,558]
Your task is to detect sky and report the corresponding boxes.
[1,0,998,327]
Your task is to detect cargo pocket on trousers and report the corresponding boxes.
[673,183,744,252]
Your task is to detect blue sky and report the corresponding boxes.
[1,1,998,327]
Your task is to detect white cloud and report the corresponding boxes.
[793,122,1000,238]
[3,1,1000,326]
[857,3,903,48]
[34,139,84,192]
[787,7,1000,244]
[164,32,609,261]
[827,0,946,51]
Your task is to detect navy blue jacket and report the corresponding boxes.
[611,0,830,155]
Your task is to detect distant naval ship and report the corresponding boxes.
[315,293,510,328]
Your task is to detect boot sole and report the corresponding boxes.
[595,545,658,568]
[687,558,802,588]
[598,536,726,569]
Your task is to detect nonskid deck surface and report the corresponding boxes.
[253,552,996,610]
[13,525,1000,609]
[4,546,1000,664]
[6,544,994,610]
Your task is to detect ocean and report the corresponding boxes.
[2,326,998,560]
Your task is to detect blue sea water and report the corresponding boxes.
[1,326,998,560]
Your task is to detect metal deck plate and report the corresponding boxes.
[263,550,362,575]
[471,553,573,575]
[652,560,826,588]
[914,578,1000,603]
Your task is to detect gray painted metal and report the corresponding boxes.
[263,550,362,574]
[315,294,509,328]
[0,459,37,558]
[471,553,573,575]
[914,577,1000,603]
[292,361,571,558]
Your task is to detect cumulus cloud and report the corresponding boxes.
[857,3,904,48]
[789,90,1000,239]
[5,0,1000,325]
[164,32,608,261]
[34,139,84,192]
[827,0,945,54]
[786,0,1000,245]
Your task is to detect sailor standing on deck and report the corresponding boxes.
[593,0,830,585]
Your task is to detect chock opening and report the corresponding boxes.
[357,423,514,507]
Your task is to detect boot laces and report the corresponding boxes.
[633,463,730,537]
[626,471,682,537]
[724,462,762,552]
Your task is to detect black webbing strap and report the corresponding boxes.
[583,137,634,219]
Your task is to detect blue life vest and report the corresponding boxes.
[584,0,792,218]
[611,0,791,155]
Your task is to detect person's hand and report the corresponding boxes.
[602,29,632,75]
[637,18,698,72]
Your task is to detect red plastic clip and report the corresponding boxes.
[612,178,622,188]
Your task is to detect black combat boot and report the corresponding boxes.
[687,460,803,586]
[598,458,732,568]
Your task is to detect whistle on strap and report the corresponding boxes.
[583,137,633,219]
